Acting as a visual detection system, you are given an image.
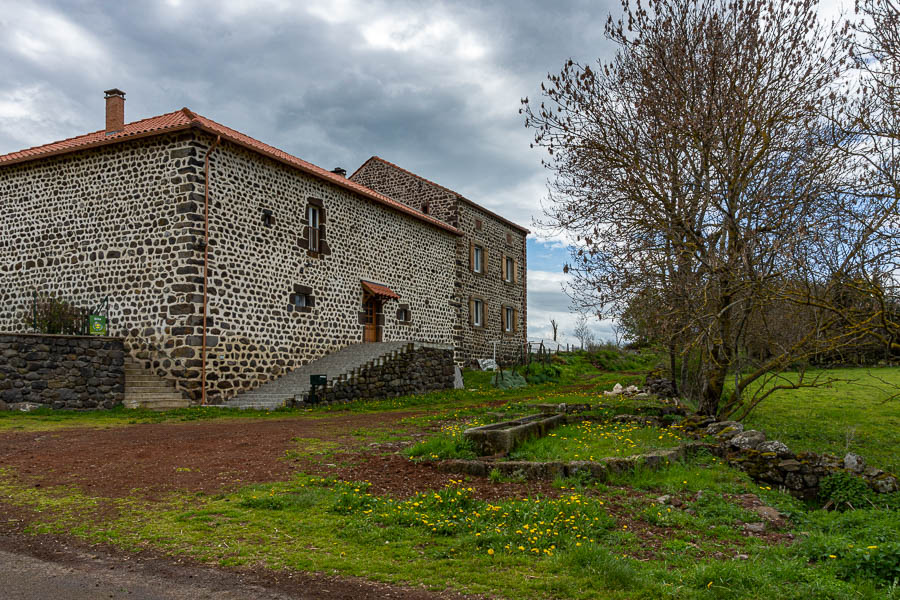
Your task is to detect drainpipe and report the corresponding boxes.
[201,135,221,406]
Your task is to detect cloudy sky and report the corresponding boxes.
[0,0,849,346]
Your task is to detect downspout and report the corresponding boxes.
[201,135,221,406]
[522,233,528,356]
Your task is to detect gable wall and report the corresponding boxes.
[350,159,460,227]
[0,133,206,399]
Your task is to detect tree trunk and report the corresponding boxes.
[698,358,725,416]
[668,342,679,396]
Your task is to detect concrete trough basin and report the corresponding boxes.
[464,413,566,456]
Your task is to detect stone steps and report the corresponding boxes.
[123,358,190,410]
[224,341,414,410]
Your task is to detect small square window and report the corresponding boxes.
[294,293,309,308]
[262,209,275,227]
[421,203,429,215]
[475,219,483,231]
[398,308,410,322]
[473,299,484,327]
[473,245,483,274]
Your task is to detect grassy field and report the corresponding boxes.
[0,353,898,598]
[742,367,900,472]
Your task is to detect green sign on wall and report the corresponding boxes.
[88,314,107,336]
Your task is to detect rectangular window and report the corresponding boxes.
[307,205,320,252]
[505,257,514,282]
[505,306,514,332]
[473,245,483,274]
[294,293,308,308]
[473,299,484,327]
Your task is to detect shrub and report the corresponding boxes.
[819,472,874,510]
[25,293,87,335]
[492,370,527,389]
[834,542,900,587]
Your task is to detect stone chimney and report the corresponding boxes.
[104,88,126,134]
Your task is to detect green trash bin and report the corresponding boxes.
[309,374,327,404]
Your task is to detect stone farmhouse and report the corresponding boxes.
[0,90,527,407]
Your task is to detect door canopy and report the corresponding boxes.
[361,280,399,300]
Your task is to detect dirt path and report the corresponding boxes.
[0,411,421,499]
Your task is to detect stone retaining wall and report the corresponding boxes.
[0,333,124,410]
[681,416,899,499]
[309,343,455,404]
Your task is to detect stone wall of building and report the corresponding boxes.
[350,158,528,363]
[1,131,459,405]
[0,333,124,409]
[307,342,455,405]
[192,135,458,403]
[455,201,527,363]
[350,158,461,227]
[0,132,207,402]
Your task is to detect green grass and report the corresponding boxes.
[1,463,896,599]
[509,420,685,461]
[742,367,900,472]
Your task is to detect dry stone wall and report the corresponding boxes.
[305,342,455,405]
[350,159,527,363]
[0,333,124,409]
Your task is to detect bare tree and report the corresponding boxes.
[550,318,559,342]
[571,313,593,350]
[521,0,877,416]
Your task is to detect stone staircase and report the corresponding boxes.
[123,358,191,410]
[224,341,413,410]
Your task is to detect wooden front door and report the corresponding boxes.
[363,294,381,342]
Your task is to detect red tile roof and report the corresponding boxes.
[350,156,530,234]
[361,280,399,300]
[0,108,461,236]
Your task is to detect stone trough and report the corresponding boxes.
[464,413,567,455]
[436,443,714,481]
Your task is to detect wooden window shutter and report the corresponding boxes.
[501,304,506,331]
[483,300,489,327]
[483,248,489,274]
[513,259,518,284]
[501,253,507,281]
[469,242,475,271]
[514,308,519,332]
[469,297,474,326]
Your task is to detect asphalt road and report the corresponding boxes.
[0,547,296,600]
